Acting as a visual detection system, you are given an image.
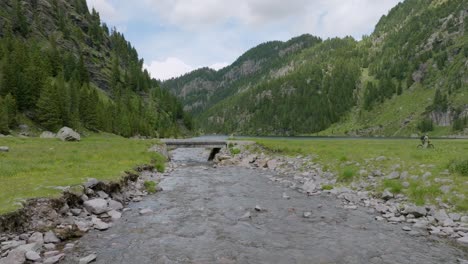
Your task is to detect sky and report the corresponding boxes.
[86,0,401,81]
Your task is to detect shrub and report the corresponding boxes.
[322,184,334,190]
[144,181,157,194]
[382,179,403,194]
[338,167,356,182]
[449,159,468,176]
[155,162,165,173]
[417,118,434,132]
[230,148,241,155]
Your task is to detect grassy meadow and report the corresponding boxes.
[0,134,164,214]
[252,138,468,211]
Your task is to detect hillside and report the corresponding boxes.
[163,0,467,136]
[0,0,191,138]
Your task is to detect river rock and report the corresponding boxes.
[386,171,400,180]
[434,209,449,223]
[303,212,312,218]
[266,160,278,170]
[402,226,412,231]
[439,185,451,194]
[84,199,108,214]
[79,254,97,264]
[40,131,56,139]
[0,248,26,264]
[139,209,153,215]
[57,127,80,141]
[302,180,317,194]
[44,231,60,243]
[43,253,65,264]
[282,193,290,200]
[92,217,109,231]
[108,210,122,220]
[27,232,43,245]
[457,236,468,245]
[402,205,427,218]
[450,213,461,222]
[381,189,394,200]
[96,191,109,199]
[375,156,386,162]
[461,216,468,223]
[25,251,41,262]
[108,200,123,211]
[0,146,9,152]
[239,211,251,220]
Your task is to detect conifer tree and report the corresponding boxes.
[36,82,63,131]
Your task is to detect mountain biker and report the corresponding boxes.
[422,134,429,148]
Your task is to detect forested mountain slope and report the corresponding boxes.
[164,0,467,136]
[0,0,191,137]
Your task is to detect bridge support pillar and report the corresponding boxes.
[208,148,221,161]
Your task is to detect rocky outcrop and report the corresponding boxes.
[57,127,80,142]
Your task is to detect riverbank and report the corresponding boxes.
[216,139,468,248]
[0,134,166,214]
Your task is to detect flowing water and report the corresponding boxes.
[62,148,467,264]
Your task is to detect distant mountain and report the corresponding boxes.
[0,0,191,137]
[163,0,467,136]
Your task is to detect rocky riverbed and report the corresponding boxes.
[1,146,467,263]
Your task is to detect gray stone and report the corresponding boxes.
[434,209,449,223]
[139,208,153,215]
[402,226,412,231]
[302,180,317,194]
[303,212,312,218]
[79,254,97,264]
[239,211,251,220]
[96,191,109,199]
[16,243,42,253]
[439,185,451,194]
[71,208,82,216]
[43,231,60,243]
[43,244,56,250]
[108,200,123,211]
[84,178,99,189]
[422,171,432,180]
[40,131,56,139]
[254,205,263,212]
[458,259,468,264]
[413,220,429,229]
[457,236,468,245]
[43,251,60,258]
[0,146,9,152]
[375,156,386,161]
[43,254,65,264]
[375,204,389,213]
[107,210,122,220]
[402,181,410,188]
[84,199,108,215]
[461,216,468,223]
[282,193,290,200]
[75,220,91,233]
[450,213,461,222]
[266,160,278,170]
[386,171,400,180]
[1,248,26,264]
[25,251,41,262]
[402,205,427,218]
[27,232,43,245]
[57,127,80,141]
[92,217,109,231]
[381,189,394,200]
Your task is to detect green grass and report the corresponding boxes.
[0,134,164,214]
[144,181,158,194]
[252,138,468,211]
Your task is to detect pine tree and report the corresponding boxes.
[3,94,17,127]
[36,82,63,131]
[13,0,29,37]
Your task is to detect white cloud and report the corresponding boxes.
[86,0,125,24]
[209,62,229,71]
[144,57,194,81]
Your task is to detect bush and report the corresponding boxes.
[417,118,434,132]
[338,167,356,182]
[322,184,334,190]
[144,181,157,194]
[449,159,468,176]
[230,148,241,155]
[382,179,403,194]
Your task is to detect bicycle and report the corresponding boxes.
[417,142,435,149]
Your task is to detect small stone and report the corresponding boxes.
[18,234,29,241]
[450,213,461,222]
[239,211,251,220]
[43,251,60,258]
[43,253,65,264]
[27,232,43,245]
[461,216,468,223]
[43,231,60,243]
[108,200,123,211]
[96,191,109,199]
[439,185,451,194]
[434,209,449,223]
[458,258,468,264]
[303,212,312,218]
[139,208,153,215]
[92,217,109,230]
[402,182,410,188]
[457,236,468,245]
[402,205,427,218]
[25,251,41,261]
[375,156,386,162]
[70,208,82,216]
[2,248,26,264]
[43,244,56,250]
[402,226,412,231]
[83,178,99,189]
[386,171,400,180]
[282,193,290,200]
[254,205,262,212]
[107,210,122,220]
[79,254,97,264]
[375,216,384,221]
[422,172,432,180]
[0,146,9,152]
[381,189,394,200]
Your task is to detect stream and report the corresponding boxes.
[62,148,468,264]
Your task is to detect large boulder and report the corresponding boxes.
[57,127,80,142]
[0,146,9,152]
[83,199,108,214]
[40,131,56,139]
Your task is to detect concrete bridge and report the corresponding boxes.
[161,139,227,161]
